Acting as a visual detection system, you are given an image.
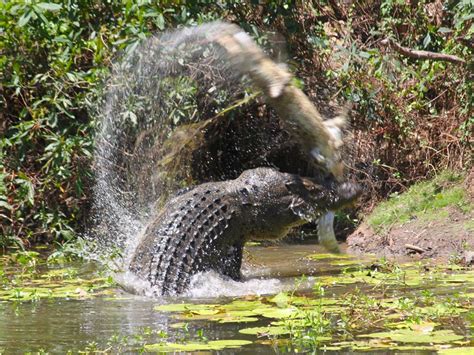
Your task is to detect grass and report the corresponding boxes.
[367,170,472,234]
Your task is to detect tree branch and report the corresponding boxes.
[381,38,466,65]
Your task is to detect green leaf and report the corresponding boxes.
[359,329,464,344]
[218,316,259,323]
[207,339,252,348]
[423,33,431,48]
[25,180,34,205]
[18,11,33,27]
[191,309,220,316]
[268,292,290,306]
[257,307,298,319]
[0,201,13,211]
[145,339,252,352]
[358,51,372,59]
[155,13,165,30]
[438,347,474,354]
[36,3,62,11]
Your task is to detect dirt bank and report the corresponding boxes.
[347,169,474,262]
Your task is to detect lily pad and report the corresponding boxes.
[207,339,253,348]
[329,260,361,267]
[239,326,289,336]
[144,339,252,352]
[268,292,290,306]
[221,299,267,311]
[359,329,464,344]
[218,316,259,323]
[438,347,474,354]
[332,339,435,351]
[255,307,298,319]
[222,310,255,317]
[190,309,220,316]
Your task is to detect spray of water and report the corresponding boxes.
[90,22,339,298]
[91,22,286,296]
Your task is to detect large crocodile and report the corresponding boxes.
[129,168,359,296]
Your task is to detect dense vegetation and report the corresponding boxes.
[1,1,472,248]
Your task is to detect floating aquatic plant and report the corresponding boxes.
[0,252,114,302]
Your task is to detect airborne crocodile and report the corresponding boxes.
[129,168,360,296]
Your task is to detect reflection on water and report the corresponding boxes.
[0,295,159,353]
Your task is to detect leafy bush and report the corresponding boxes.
[1,0,472,248]
[0,1,212,248]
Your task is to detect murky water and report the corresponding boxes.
[1,243,473,353]
[0,296,274,354]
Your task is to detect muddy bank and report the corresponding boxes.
[347,209,473,261]
[348,170,474,262]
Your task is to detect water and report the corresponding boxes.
[0,298,270,354]
[1,244,473,353]
[68,22,473,353]
[0,244,344,353]
[91,21,335,296]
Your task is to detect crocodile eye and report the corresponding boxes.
[302,180,318,192]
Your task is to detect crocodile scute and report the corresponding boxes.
[129,167,359,295]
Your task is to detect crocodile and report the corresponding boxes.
[129,168,359,296]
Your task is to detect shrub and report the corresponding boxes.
[1,1,472,248]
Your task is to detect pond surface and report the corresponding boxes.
[0,243,473,353]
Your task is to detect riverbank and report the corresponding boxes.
[348,169,474,263]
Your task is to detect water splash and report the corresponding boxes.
[116,270,285,299]
[90,21,338,296]
[185,271,283,298]
[91,22,256,274]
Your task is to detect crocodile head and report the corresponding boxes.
[236,168,360,239]
[285,176,360,220]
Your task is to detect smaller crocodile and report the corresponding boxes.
[129,168,359,296]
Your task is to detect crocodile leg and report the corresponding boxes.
[219,242,244,281]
